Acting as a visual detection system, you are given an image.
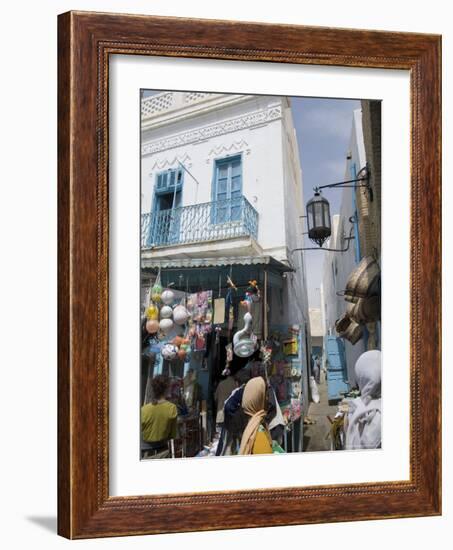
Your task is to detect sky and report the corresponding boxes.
[291,97,361,308]
[142,90,361,308]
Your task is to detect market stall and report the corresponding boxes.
[140,256,309,458]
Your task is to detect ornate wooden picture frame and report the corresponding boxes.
[58,11,441,539]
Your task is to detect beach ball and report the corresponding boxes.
[145,304,159,320]
[145,319,159,334]
[161,289,175,305]
[173,304,189,325]
[161,343,178,361]
[160,305,173,319]
[159,318,173,334]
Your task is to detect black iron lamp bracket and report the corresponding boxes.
[290,224,356,256]
[314,164,372,202]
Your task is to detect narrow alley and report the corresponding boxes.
[303,376,339,452]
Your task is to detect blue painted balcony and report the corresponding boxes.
[141,196,259,249]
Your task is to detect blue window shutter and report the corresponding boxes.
[213,155,243,223]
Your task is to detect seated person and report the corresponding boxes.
[141,375,178,456]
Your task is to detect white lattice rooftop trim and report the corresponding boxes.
[141,91,217,119]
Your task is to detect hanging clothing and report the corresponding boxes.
[216,384,247,456]
[186,291,213,324]
[345,350,382,450]
[214,376,237,424]
[239,377,272,455]
[268,387,285,438]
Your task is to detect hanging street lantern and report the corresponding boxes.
[306,190,332,247]
[290,165,371,256]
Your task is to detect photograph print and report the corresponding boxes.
[140,90,381,460]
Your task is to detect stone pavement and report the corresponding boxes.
[303,375,339,452]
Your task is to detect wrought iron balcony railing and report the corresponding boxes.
[141,196,259,249]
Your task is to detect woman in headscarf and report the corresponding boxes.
[345,350,382,450]
[239,377,273,455]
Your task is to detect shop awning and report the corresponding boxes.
[141,255,294,273]
[141,255,294,291]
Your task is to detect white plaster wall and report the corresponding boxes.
[321,110,368,385]
[141,94,287,257]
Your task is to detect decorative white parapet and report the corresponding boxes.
[141,91,216,119]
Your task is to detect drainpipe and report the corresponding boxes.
[350,162,361,263]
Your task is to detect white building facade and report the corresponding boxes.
[141,91,311,439]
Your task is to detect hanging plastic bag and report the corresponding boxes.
[151,269,163,303]
[309,376,320,404]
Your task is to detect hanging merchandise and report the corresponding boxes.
[213,274,225,325]
[309,376,320,403]
[151,269,163,303]
[241,280,260,312]
[171,335,184,347]
[161,343,178,361]
[233,312,258,358]
[291,381,301,397]
[159,318,174,334]
[160,305,173,319]
[349,295,381,323]
[270,365,288,402]
[237,301,263,338]
[173,304,190,326]
[282,338,298,356]
[222,343,233,376]
[335,314,363,344]
[213,297,225,325]
[180,341,191,360]
[343,255,380,302]
[161,289,175,306]
[226,274,237,332]
[194,327,207,352]
[260,342,272,364]
[145,319,159,334]
[183,369,198,409]
[153,350,164,376]
[289,398,302,422]
[186,291,213,324]
[225,287,234,332]
[145,303,159,320]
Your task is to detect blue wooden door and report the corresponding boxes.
[213,156,242,223]
[325,336,349,402]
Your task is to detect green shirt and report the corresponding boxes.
[141,400,178,443]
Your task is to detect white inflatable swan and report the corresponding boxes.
[233,312,258,357]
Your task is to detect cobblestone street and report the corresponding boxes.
[303,376,339,452]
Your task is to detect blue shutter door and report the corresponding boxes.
[215,163,229,223]
[230,159,242,221]
[213,156,242,223]
[325,336,349,402]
